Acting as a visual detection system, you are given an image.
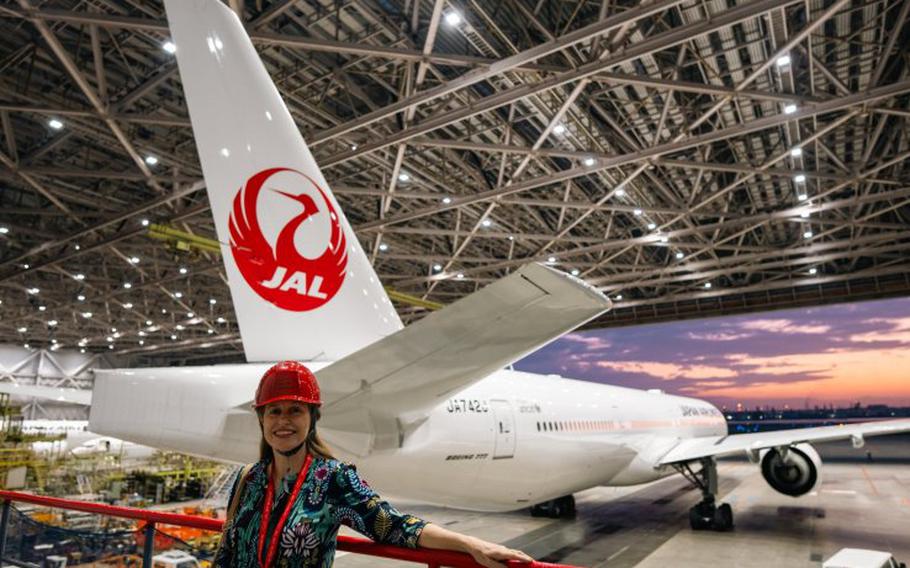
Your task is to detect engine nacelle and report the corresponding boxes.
[760,443,822,497]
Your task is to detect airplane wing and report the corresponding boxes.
[314,263,611,454]
[659,419,910,464]
[0,383,92,406]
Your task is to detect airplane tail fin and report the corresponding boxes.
[164,0,401,362]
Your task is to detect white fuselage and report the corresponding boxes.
[90,364,725,512]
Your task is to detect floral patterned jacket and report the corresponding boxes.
[213,456,428,567]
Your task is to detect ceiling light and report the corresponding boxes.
[800,211,810,218]
[51,339,58,344]
[80,348,86,353]
[803,231,813,238]
[144,155,159,166]
[123,303,133,309]
[790,148,802,157]
[552,124,566,135]
[138,340,145,346]
[38,305,47,311]
[809,268,818,275]
[209,298,217,305]
[378,243,389,251]
[776,54,791,67]
[783,104,797,114]
[547,256,557,264]
[220,147,230,157]
[176,325,185,331]
[17,327,26,333]
[141,219,150,227]
[794,174,806,183]
[216,317,226,323]
[798,193,808,201]
[48,118,64,130]
[174,291,183,298]
[675,252,684,259]
[615,188,626,197]
[170,334,177,340]
[123,282,132,289]
[108,345,114,350]
[146,320,153,325]
[106,337,114,342]
[138,331,146,337]
[112,332,121,338]
[433,264,443,272]
[659,236,669,243]
[0,227,8,234]
[77,295,85,301]
[111,327,117,332]
[444,11,462,26]
[615,294,623,300]
[48,320,57,326]
[74,243,80,250]
[456,273,464,279]
[633,208,642,216]
[584,157,595,166]
[481,219,492,227]
[23,263,29,269]
[27,287,39,294]
[207,329,215,334]
[162,40,177,54]
[74,274,85,280]
[179,267,188,274]
[442,197,452,204]
[647,223,656,230]
[350,144,357,151]
[570,269,580,276]
[186,312,195,318]
[23,344,30,349]
[82,312,92,318]
[704,282,712,289]
[397,172,410,182]
[129,256,140,264]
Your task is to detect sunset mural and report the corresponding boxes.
[516,297,910,408]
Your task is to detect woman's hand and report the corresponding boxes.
[462,535,534,568]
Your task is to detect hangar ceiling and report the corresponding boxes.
[0,0,908,365]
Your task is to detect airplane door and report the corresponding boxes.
[490,400,515,459]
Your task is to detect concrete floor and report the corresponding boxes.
[335,461,910,567]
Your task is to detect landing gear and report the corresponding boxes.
[675,458,734,531]
[530,495,576,519]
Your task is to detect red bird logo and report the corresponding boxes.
[228,167,348,311]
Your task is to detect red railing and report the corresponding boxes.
[0,490,579,568]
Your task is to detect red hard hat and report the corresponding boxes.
[254,361,321,408]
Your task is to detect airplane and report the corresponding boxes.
[7,0,910,532]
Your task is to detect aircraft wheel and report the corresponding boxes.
[713,503,734,531]
[689,503,714,530]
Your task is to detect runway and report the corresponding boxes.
[336,460,910,567]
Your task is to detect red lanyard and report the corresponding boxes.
[257,453,313,568]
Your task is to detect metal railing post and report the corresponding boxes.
[143,522,155,567]
[0,500,10,564]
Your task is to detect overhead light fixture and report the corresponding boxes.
[615,188,626,197]
[174,291,183,298]
[481,219,492,227]
[570,269,580,276]
[176,325,185,331]
[776,54,791,67]
[108,345,114,350]
[432,264,443,272]
[82,312,92,318]
[647,223,657,230]
[217,317,226,323]
[553,124,566,135]
[442,197,452,204]
[17,327,26,333]
[676,252,684,259]
[547,257,557,264]
[456,273,464,279]
[803,230,813,238]
[790,148,802,157]
[783,104,797,114]
[123,303,133,309]
[378,243,389,252]
[27,287,39,294]
[141,219,150,227]
[163,40,177,54]
[659,236,669,243]
[48,118,64,130]
[48,320,58,326]
[207,329,215,334]
[146,320,153,325]
[38,305,47,311]
[584,157,596,166]
[798,193,808,201]
[144,155,159,166]
[123,282,132,289]
[138,340,145,346]
[77,295,85,301]
[809,268,818,275]
[74,243,80,250]
[129,256,140,264]
[794,174,806,183]
[170,334,177,340]
[209,298,217,305]
[633,208,643,216]
[23,263,29,269]
[350,144,358,151]
[74,273,85,280]
[800,211,810,218]
[444,11,462,26]
[615,294,623,300]
[179,267,188,274]
[0,227,8,234]
[220,147,230,157]
[138,331,146,337]
[397,172,410,182]
[704,282,712,289]
[187,312,195,318]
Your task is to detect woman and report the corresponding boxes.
[214,361,535,568]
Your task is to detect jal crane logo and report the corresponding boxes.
[228,167,348,311]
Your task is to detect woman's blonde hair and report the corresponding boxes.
[258,404,335,462]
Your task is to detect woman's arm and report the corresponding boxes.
[417,523,533,568]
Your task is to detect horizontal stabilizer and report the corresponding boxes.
[659,419,910,464]
[0,383,92,406]
[316,263,611,452]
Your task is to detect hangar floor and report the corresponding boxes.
[336,460,910,568]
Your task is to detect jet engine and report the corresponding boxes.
[760,443,822,497]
